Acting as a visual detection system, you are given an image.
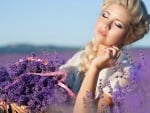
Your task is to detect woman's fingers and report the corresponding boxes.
[105,46,120,59]
[112,46,121,60]
[106,48,117,59]
[94,45,121,68]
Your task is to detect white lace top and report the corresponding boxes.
[59,50,138,99]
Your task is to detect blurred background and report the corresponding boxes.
[0,0,150,65]
[0,1,150,112]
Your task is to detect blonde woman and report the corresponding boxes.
[60,0,150,113]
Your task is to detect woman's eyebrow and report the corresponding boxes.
[103,10,110,15]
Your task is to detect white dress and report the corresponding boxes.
[59,50,138,97]
[59,50,150,113]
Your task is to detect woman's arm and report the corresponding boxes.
[73,46,120,113]
[73,66,112,113]
[97,93,112,113]
[73,65,100,113]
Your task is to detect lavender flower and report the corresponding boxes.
[0,53,73,113]
[0,66,10,95]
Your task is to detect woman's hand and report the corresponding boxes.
[91,46,121,70]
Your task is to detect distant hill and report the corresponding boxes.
[0,44,80,54]
[0,44,149,54]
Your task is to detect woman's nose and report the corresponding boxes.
[102,23,109,32]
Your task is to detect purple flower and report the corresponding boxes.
[0,53,72,113]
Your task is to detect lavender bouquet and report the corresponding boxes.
[0,53,75,113]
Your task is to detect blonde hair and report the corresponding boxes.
[102,0,150,44]
[78,41,98,73]
[78,0,150,73]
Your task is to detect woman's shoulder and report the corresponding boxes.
[59,50,85,94]
[59,50,84,70]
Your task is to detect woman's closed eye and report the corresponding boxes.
[102,11,109,18]
[114,21,124,29]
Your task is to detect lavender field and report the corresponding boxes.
[0,51,75,67]
[0,48,149,67]
[0,48,150,113]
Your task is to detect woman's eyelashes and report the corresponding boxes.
[114,21,123,29]
[102,11,109,18]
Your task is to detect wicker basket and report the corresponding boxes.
[10,103,27,113]
[0,102,72,113]
[0,102,27,113]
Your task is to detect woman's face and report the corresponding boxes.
[93,3,131,48]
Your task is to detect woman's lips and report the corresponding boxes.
[97,29,107,37]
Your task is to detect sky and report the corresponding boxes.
[0,0,150,48]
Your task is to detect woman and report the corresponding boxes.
[60,0,150,113]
